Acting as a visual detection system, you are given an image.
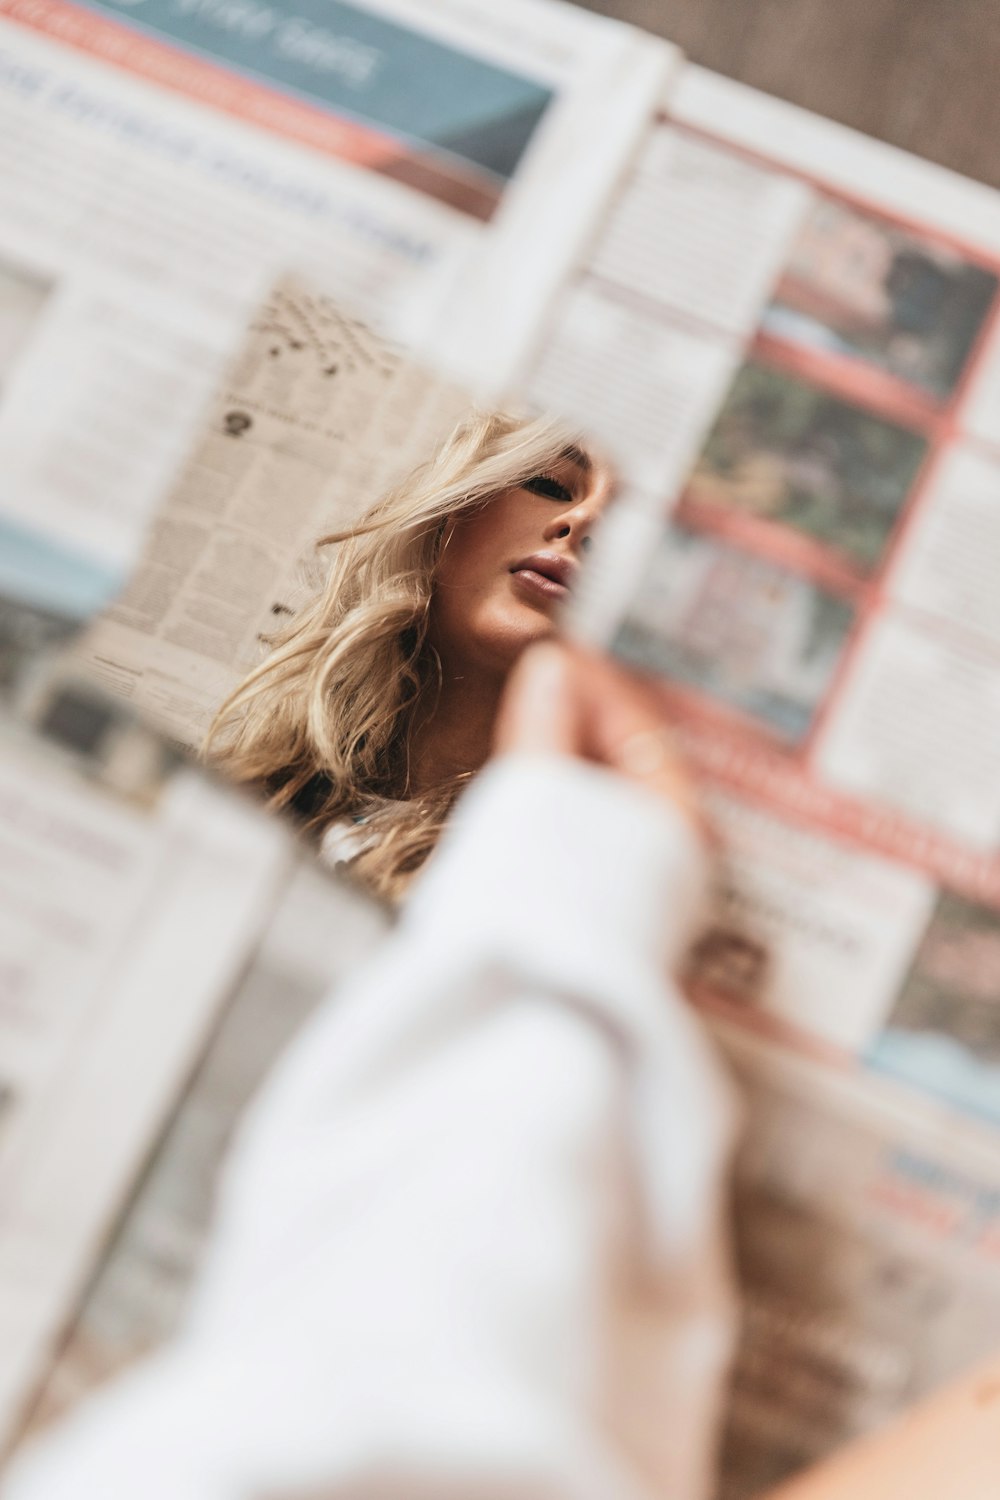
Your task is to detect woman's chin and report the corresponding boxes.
[509,617,559,664]
[472,617,557,677]
[435,597,561,679]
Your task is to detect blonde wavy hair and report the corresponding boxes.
[205,409,583,902]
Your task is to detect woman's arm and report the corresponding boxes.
[4,650,738,1500]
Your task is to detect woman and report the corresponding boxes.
[206,411,616,900]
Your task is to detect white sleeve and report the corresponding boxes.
[4,754,739,1500]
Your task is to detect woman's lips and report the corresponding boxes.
[510,568,568,604]
[509,552,577,605]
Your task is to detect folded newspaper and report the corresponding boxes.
[2,1,1000,1496]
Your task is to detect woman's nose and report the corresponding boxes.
[543,503,594,552]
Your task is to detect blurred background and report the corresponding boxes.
[581,0,1000,189]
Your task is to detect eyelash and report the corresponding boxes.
[522,473,573,503]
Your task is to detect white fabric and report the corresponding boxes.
[5,753,739,1500]
[318,800,406,869]
[318,816,373,868]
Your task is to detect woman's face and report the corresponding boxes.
[430,446,616,678]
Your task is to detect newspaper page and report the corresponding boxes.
[20,855,386,1441]
[719,1025,1000,1498]
[0,0,673,594]
[73,275,475,746]
[0,710,295,1451]
[529,65,1000,1493]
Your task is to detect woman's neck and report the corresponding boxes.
[407,664,503,796]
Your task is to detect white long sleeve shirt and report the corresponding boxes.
[5,754,739,1500]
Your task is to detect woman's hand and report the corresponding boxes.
[493,640,702,833]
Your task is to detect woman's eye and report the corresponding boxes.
[522,473,573,503]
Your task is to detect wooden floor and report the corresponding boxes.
[577,0,1000,191]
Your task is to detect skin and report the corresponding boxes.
[407,447,616,793]
[762,1346,1000,1500]
[495,640,700,832]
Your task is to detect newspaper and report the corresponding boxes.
[0,0,673,589]
[531,66,1000,1494]
[562,61,1000,1138]
[0,711,295,1451]
[719,1027,1000,1497]
[24,854,386,1439]
[75,275,473,745]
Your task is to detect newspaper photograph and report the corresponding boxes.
[681,359,929,577]
[870,890,1000,1127]
[613,524,855,743]
[762,196,998,401]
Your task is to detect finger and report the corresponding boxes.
[493,641,582,756]
[564,647,703,829]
